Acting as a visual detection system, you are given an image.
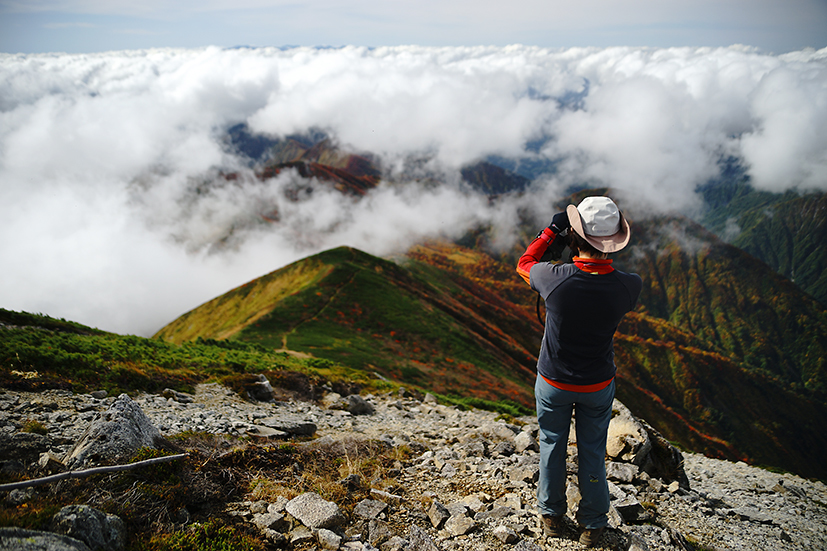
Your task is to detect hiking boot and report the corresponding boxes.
[579,526,605,547]
[540,514,565,537]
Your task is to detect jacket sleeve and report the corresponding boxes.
[516,227,556,285]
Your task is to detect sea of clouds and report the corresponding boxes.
[1,45,826,335]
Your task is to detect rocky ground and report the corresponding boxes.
[1,383,827,551]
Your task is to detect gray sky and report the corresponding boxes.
[1,0,826,54]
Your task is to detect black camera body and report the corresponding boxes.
[540,229,573,263]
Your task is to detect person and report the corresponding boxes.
[516,196,642,547]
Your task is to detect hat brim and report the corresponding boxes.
[566,204,631,253]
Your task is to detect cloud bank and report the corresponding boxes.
[1,45,826,335]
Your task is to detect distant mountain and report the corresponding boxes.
[700,181,827,307]
[460,162,530,195]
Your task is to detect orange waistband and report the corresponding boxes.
[541,374,614,393]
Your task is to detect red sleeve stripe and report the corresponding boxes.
[516,227,556,285]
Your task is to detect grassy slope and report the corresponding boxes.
[156,246,540,411]
[0,309,382,398]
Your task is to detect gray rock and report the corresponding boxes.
[368,519,396,547]
[0,432,54,465]
[370,488,403,506]
[285,492,345,530]
[492,441,516,457]
[347,395,375,415]
[317,528,342,550]
[355,499,389,520]
[252,512,290,532]
[0,527,91,551]
[380,535,408,551]
[446,502,470,518]
[608,401,689,488]
[49,505,125,551]
[258,415,317,436]
[607,400,652,466]
[614,496,647,523]
[493,525,519,543]
[732,506,775,524]
[89,391,107,400]
[607,461,639,483]
[514,431,537,453]
[513,539,544,551]
[482,422,519,441]
[509,464,539,483]
[246,375,275,402]
[444,515,476,536]
[6,487,35,506]
[162,389,194,404]
[245,425,289,439]
[406,525,440,551]
[428,501,450,528]
[474,506,515,521]
[289,525,314,544]
[63,394,166,469]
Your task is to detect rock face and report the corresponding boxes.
[0,527,91,551]
[49,505,126,551]
[62,394,166,469]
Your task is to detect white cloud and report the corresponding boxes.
[1,45,826,334]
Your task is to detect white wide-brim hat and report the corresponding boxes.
[566,196,631,253]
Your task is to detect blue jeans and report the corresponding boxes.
[535,375,615,529]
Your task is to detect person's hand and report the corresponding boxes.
[549,211,570,234]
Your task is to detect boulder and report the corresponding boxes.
[49,505,125,551]
[444,515,476,536]
[317,528,342,550]
[514,431,538,453]
[608,400,689,488]
[347,394,375,415]
[285,492,345,530]
[63,394,167,469]
[0,432,54,466]
[162,389,194,404]
[428,501,450,529]
[0,527,91,551]
[493,525,520,543]
[354,499,388,520]
[246,375,275,402]
[607,400,652,466]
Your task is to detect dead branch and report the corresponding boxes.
[0,453,189,492]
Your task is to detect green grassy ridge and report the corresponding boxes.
[0,309,108,336]
[192,246,539,408]
[154,254,334,344]
[0,308,376,397]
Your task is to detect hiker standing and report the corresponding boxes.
[516,196,642,547]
